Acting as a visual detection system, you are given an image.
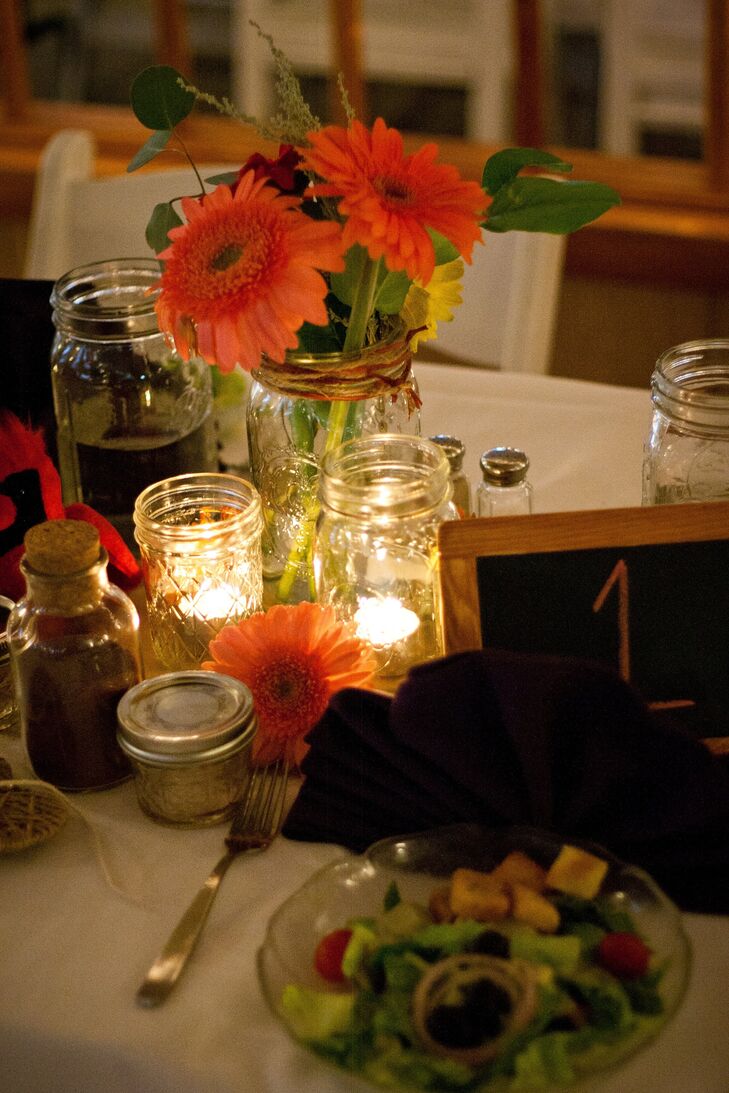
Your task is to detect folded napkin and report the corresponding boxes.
[283,650,729,914]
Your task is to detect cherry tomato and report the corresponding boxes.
[596,932,651,979]
[314,928,353,983]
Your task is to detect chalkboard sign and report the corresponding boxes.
[438,503,729,754]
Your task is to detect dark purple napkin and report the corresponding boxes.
[283,650,729,914]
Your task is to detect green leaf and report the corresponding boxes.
[131,65,195,131]
[205,170,240,186]
[484,177,621,234]
[296,319,343,354]
[428,228,460,264]
[374,269,410,314]
[330,244,368,308]
[146,201,183,253]
[482,147,573,196]
[127,129,173,173]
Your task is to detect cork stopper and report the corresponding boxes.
[24,520,101,575]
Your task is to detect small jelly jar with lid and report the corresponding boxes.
[314,434,456,683]
[134,472,264,671]
[643,339,729,505]
[117,671,257,826]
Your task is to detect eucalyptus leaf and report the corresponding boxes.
[131,65,195,131]
[485,177,621,234]
[127,129,172,173]
[375,269,410,314]
[482,148,573,196]
[146,201,183,253]
[206,171,240,186]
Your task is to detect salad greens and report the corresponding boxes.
[281,867,666,1091]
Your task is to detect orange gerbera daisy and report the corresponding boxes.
[155,171,345,372]
[203,602,376,767]
[300,118,486,285]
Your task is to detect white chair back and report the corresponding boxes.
[24,129,236,279]
[433,230,566,374]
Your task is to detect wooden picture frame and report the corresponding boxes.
[438,503,729,756]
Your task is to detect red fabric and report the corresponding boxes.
[0,410,141,598]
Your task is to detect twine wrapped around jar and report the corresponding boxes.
[252,323,421,410]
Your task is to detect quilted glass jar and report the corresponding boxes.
[134,473,263,671]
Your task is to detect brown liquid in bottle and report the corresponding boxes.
[10,520,141,791]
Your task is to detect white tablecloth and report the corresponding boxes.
[2,367,727,1093]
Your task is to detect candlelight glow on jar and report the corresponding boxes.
[134,473,263,670]
[314,435,455,683]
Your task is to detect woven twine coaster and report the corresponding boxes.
[0,779,70,853]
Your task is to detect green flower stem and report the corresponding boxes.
[276,256,381,602]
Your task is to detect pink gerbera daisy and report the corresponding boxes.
[155,171,345,372]
[300,118,487,285]
[203,602,376,767]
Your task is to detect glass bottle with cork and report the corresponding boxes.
[477,447,533,516]
[8,519,142,791]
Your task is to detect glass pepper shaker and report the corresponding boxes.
[8,519,142,791]
[477,447,533,516]
[430,435,472,517]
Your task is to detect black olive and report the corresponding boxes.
[424,978,512,1048]
[465,930,510,958]
[426,1002,501,1048]
[462,978,512,1017]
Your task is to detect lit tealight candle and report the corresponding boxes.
[180,581,239,623]
[354,596,420,648]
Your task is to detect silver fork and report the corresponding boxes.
[136,757,289,1008]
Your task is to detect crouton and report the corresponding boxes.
[490,851,547,893]
[511,882,560,933]
[428,883,455,923]
[449,867,511,921]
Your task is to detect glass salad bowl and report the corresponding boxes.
[258,824,691,1092]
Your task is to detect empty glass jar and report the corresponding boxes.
[315,434,455,682]
[51,259,218,547]
[643,339,729,505]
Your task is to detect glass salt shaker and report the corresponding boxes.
[8,519,142,791]
[430,435,472,517]
[477,447,533,516]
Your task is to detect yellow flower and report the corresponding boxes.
[400,258,465,350]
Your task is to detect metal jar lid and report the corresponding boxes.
[0,595,15,665]
[117,671,257,766]
[480,447,529,487]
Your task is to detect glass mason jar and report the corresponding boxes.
[8,519,141,791]
[315,434,456,684]
[134,473,263,672]
[643,339,729,505]
[247,321,421,606]
[51,258,218,548]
